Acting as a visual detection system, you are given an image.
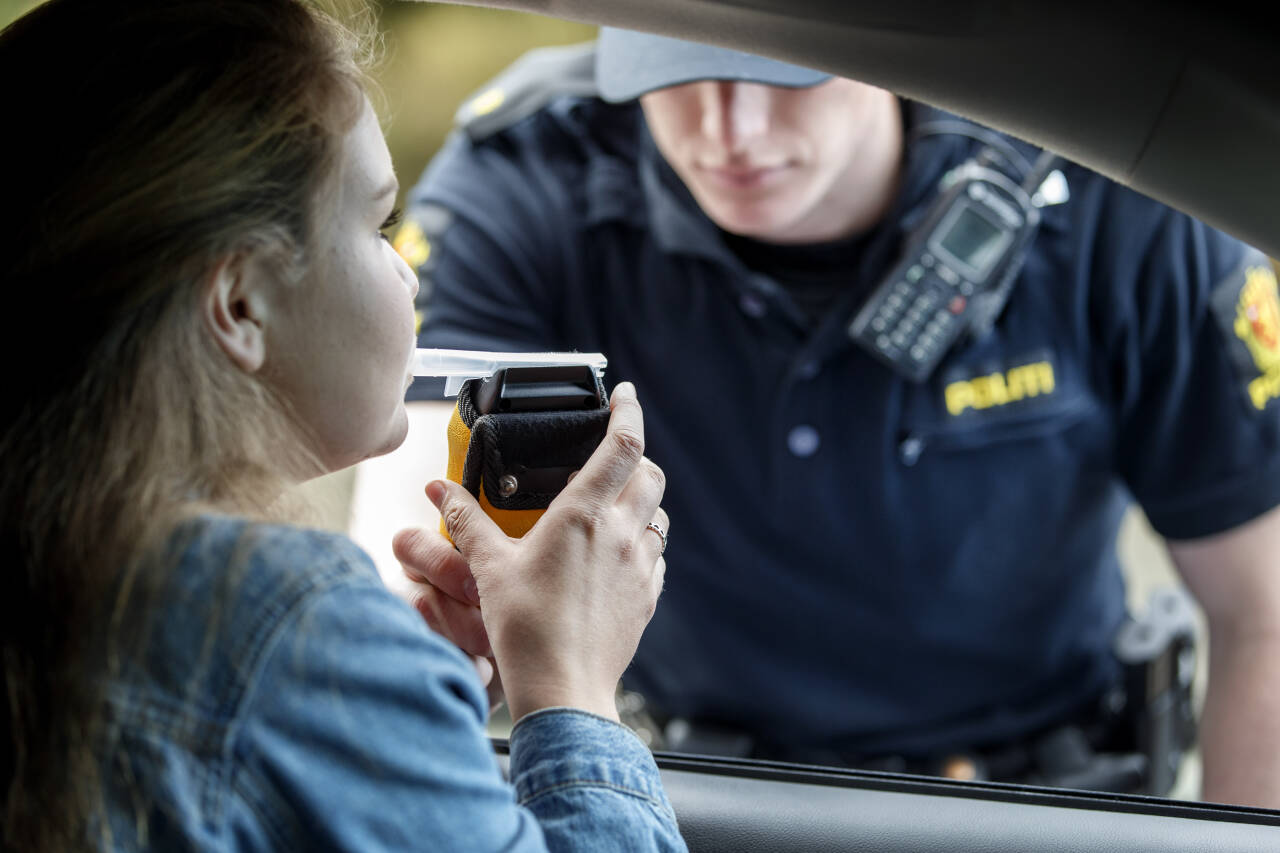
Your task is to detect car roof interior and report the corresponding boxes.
[431,0,1278,261]
[437,1,1280,849]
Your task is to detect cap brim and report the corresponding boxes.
[595,27,831,103]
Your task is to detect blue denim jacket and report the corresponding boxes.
[101,515,685,851]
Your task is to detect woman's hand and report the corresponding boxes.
[394,529,502,706]
[395,382,668,722]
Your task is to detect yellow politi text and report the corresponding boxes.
[945,361,1056,416]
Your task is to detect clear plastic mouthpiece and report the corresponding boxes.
[412,348,608,396]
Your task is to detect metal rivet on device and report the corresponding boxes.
[498,474,519,497]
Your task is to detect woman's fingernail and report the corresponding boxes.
[425,480,446,508]
[463,576,480,605]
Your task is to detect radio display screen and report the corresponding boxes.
[937,205,1009,277]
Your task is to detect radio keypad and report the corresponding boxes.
[867,272,964,363]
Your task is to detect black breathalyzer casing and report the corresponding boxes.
[443,364,609,539]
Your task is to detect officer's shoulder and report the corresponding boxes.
[452,41,636,152]
[1062,159,1193,244]
[406,46,641,251]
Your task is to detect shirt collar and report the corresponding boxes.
[636,122,739,265]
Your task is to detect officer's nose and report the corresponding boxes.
[699,81,769,152]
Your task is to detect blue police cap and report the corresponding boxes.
[594,27,832,103]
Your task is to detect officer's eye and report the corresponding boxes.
[379,207,403,241]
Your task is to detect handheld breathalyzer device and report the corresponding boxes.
[413,348,609,539]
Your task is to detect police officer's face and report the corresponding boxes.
[640,78,902,243]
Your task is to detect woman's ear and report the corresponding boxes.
[203,254,269,373]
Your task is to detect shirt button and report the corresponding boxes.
[796,360,820,380]
[787,425,821,457]
[739,292,767,318]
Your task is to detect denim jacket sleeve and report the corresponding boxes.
[227,547,686,852]
[508,708,686,852]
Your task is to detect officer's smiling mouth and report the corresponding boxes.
[698,163,792,190]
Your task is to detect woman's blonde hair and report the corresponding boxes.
[0,1,376,847]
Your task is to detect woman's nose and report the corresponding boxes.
[397,251,419,300]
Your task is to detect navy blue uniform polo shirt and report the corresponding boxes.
[402,93,1280,758]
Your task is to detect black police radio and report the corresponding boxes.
[849,141,1060,382]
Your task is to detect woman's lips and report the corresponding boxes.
[403,339,418,389]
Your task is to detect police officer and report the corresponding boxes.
[364,28,1280,807]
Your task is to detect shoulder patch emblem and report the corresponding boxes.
[1234,266,1280,373]
[1213,259,1280,410]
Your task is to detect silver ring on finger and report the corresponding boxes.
[644,521,668,557]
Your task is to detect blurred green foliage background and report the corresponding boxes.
[370,2,595,206]
[0,0,596,210]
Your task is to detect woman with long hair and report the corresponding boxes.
[0,0,680,849]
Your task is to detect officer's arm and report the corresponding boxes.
[1167,504,1280,809]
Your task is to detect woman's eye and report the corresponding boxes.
[379,207,403,241]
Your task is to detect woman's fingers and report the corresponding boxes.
[393,525,480,606]
[471,654,494,688]
[638,509,670,564]
[391,515,492,657]
[481,658,505,713]
[426,479,508,576]
[469,656,506,713]
[563,382,646,505]
[407,581,492,658]
[616,456,666,523]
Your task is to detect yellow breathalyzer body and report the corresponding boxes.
[444,400,544,538]
[414,350,609,541]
